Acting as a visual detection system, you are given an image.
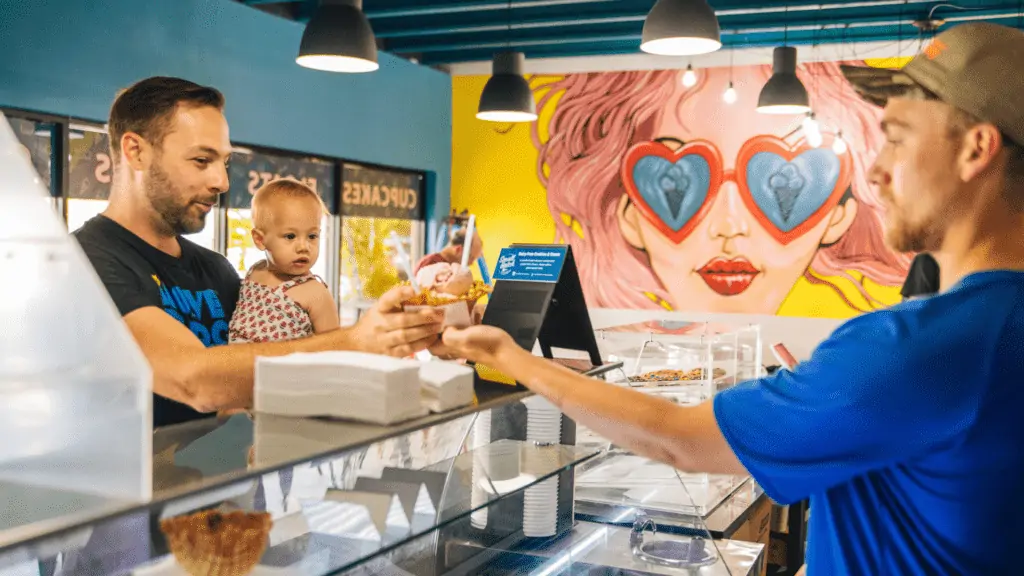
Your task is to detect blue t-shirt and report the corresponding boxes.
[714,270,1024,574]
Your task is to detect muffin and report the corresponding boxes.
[159,509,272,576]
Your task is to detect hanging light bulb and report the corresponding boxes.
[722,82,737,104]
[801,112,819,134]
[682,64,698,87]
[832,130,848,155]
[807,128,823,148]
[802,112,822,147]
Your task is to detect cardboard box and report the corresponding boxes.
[771,503,790,534]
[731,497,771,576]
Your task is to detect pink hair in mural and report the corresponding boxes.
[531,62,911,315]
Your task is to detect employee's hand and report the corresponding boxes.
[352,285,444,357]
[431,325,517,367]
[471,301,487,325]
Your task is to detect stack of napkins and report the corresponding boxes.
[419,361,475,413]
[254,352,477,424]
[255,352,428,425]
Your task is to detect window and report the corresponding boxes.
[339,163,425,312]
[66,124,112,233]
[6,114,57,210]
[65,123,217,250]
[225,148,336,283]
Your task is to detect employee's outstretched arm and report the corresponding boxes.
[128,286,443,413]
[432,326,748,475]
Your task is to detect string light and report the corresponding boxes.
[803,112,822,147]
[723,81,737,104]
[807,130,823,148]
[682,64,698,87]
[832,130,848,154]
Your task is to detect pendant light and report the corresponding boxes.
[477,51,537,122]
[757,46,810,115]
[297,0,379,73]
[641,0,722,56]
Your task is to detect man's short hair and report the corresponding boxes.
[108,76,225,163]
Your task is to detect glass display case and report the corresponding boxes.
[569,320,766,551]
[574,450,751,519]
[0,112,152,555]
[0,376,765,576]
[596,320,762,405]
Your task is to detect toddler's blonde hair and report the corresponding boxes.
[250,178,326,230]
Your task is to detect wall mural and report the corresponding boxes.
[452,59,914,319]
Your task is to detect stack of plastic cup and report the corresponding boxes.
[522,397,562,537]
[470,410,492,529]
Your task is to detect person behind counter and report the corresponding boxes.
[73,76,444,428]
[900,252,941,300]
[413,227,483,274]
[433,23,1024,575]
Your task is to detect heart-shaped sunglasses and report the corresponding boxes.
[620,135,853,246]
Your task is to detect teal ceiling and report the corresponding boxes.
[236,0,1024,66]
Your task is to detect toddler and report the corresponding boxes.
[229,179,339,343]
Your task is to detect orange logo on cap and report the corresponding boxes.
[923,39,948,59]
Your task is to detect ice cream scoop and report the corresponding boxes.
[415,262,474,297]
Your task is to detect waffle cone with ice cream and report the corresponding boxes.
[403,262,491,328]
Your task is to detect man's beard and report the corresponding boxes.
[145,161,208,236]
[885,206,945,253]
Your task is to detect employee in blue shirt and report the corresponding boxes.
[433,22,1024,575]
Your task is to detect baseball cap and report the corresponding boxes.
[840,22,1024,144]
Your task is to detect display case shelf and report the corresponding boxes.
[123,440,600,576]
[0,376,532,557]
[440,520,764,576]
[575,451,750,519]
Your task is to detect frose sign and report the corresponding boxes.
[67,133,337,212]
[341,163,423,220]
[228,150,335,211]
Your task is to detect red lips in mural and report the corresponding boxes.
[697,256,761,296]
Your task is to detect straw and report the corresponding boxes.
[460,215,476,270]
[387,231,419,291]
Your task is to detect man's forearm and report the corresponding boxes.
[492,346,746,475]
[186,327,361,411]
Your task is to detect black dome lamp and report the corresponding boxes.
[477,51,537,123]
[757,46,811,114]
[297,0,379,73]
[641,0,722,56]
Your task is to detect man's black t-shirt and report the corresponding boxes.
[74,215,241,428]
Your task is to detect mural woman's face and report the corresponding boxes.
[617,68,859,313]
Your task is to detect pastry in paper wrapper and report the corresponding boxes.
[159,509,272,576]
[404,262,491,328]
